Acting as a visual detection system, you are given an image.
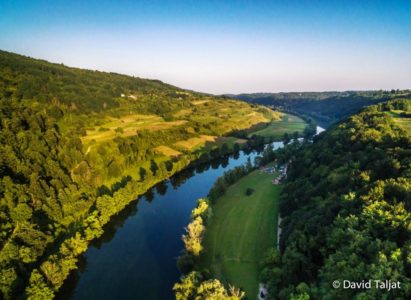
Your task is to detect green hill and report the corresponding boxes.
[262,99,411,299]
[233,91,411,127]
[0,50,305,299]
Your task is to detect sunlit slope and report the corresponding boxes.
[388,109,411,133]
[0,50,304,299]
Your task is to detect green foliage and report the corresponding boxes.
[183,217,205,256]
[25,270,54,300]
[173,271,245,300]
[165,160,173,172]
[265,99,411,299]
[181,199,212,258]
[0,50,189,114]
[0,50,280,299]
[173,271,202,300]
[139,167,147,181]
[245,187,255,196]
[192,198,212,221]
[236,91,411,126]
[282,132,290,145]
[208,163,255,202]
[150,159,159,176]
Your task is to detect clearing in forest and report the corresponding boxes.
[248,113,306,140]
[201,165,280,298]
[389,110,411,133]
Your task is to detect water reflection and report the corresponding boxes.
[58,125,325,300]
[58,147,265,300]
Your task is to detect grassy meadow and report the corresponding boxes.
[389,110,411,133]
[247,114,307,141]
[201,164,281,298]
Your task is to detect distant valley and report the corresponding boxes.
[232,90,411,127]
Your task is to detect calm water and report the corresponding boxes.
[58,128,323,300]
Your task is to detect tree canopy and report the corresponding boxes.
[262,99,411,299]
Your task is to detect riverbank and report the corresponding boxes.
[58,116,308,299]
[61,152,258,299]
[200,162,281,298]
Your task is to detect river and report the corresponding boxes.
[58,127,324,300]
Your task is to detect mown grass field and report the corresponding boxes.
[248,113,306,141]
[201,165,280,298]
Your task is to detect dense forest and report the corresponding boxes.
[0,50,283,299]
[234,91,411,127]
[261,99,411,299]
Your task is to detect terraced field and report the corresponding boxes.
[80,101,306,184]
[81,114,187,144]
[174,135,217,151]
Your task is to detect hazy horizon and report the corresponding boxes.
[1,0,410,94]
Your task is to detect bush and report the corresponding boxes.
[115,127,124,134]
[245,187,255,196]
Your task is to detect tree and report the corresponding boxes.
[115,127,124,134]
[210,147,221,159]
[150,159,158,176]
[25,269,54,300]
[182,217,205,256]
[198,152,210,164]
[268,101,411,298]
[282,132,291,145]
[221,143,229,155]
[196,279,227,299]
[228,285,246,299]
[165,160,173,172]
[245,187,254,196]
[293,131,299,140]
[0,268,18,299]
[139,167,147,181]
[173,271,201,300]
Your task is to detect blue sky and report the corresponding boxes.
[1,0,410,93]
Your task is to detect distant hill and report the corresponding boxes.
[231,90,411,127]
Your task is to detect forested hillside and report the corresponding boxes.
[262,99,411,299]
[0,50,287,299]
[234,91,411,127]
